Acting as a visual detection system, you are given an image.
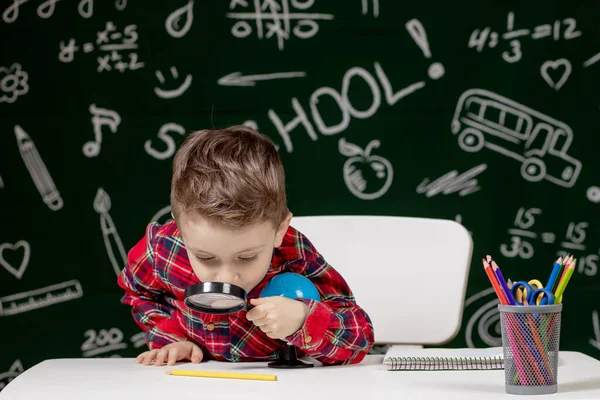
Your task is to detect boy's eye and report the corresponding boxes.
[195,255,214,262]
[239,255,258,263]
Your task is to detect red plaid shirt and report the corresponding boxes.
[117,221,374,365]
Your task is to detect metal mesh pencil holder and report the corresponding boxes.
[498,304,562,395]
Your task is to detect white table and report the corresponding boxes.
[2,353,600,399]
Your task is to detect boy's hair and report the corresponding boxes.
[170,125,288,229]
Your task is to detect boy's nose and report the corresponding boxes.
[214,268,238,284]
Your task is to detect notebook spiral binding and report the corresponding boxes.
[387,356,504,371]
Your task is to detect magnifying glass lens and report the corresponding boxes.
[187,294,245,309]
[184,282,248,314]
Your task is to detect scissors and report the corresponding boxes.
[511,280,555,306]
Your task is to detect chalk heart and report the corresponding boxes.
[540,59,571,91]
[0,240,31,279]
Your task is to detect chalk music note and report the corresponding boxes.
[15,125,64,211]
[93,188,127,276]
[84,104,121,158]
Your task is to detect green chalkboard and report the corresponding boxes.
[1,0,599,386]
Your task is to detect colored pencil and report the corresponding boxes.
[482,259,508,305]
[491,261,517,305]
[166,369,277,381]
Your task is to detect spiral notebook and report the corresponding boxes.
[383,346,504,371]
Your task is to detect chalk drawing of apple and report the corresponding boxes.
[339,138,393,200]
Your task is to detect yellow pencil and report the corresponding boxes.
[554,259,576,304]
[165,369,277,381]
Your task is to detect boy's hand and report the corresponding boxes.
[135,341,203,366]
[247,297,310,340]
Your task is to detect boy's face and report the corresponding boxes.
[177,212,292,293]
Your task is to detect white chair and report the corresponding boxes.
[290,215,473,347]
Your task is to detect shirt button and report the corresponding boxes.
[206,323,215,331]
[304,335,312,344]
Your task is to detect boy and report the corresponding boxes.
[117,125,374,367]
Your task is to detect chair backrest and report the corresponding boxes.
[290,215,473,345]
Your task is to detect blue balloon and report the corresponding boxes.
[260,273,320,301]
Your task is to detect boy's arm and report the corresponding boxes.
[117,224,188,350]
[284,255,375,365]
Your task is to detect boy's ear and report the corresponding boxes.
[274,212,293,248]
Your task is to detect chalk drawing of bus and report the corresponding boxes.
[450,89,581,188]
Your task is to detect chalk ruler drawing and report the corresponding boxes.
[154,67,192,99]
[0,63,29,103]
[145,123,186,160]
[227,0,334,51]
[59,21,144,73]
[451,89,582,188]
[15,125,64,211]
[269,19,441,152]
[0,360,24,391]
[464,287,502,348]
[360,0,378,17]
[339,138,392,200]
[94,188,127,276]
[541,59,571,90]
[218,71,306,87]
[417,164,487,197]
[84,104,121,158]
[166,0,194,38]
[0,280,83,316]
[468,12,582,64]
[81,328,127,357]
[587,186,600,204]
[591,310,600,352]
[0,240,30,280]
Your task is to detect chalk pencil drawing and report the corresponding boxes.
[0,175,4,188]
[0,63,29,103]
[154,67,192,99]
[94,188,127,276]
[0,279,83,316]
[417,164,487,197]
[451,89,581,188]
[15,125,63,211]
[0,360,24,391]
[339,138,392,200]
[464,287,502,348]
[541,59,571,90]
[145,123,186,160]
[166,0,194,38]
[81,328,127,357]
[0,240,30,280]
[218,71,306,87]
[85,104,121,158]
[227,0,334,50]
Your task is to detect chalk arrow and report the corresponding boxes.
[217,71,306,87]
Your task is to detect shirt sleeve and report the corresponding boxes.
[284,254,375,366]
[117,223,188,350]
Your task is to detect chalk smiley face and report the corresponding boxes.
[339,138,393,200]
[154,66,193,99]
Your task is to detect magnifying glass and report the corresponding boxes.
[183,282,248,314]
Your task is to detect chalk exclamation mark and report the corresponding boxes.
[406,19,445,80]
